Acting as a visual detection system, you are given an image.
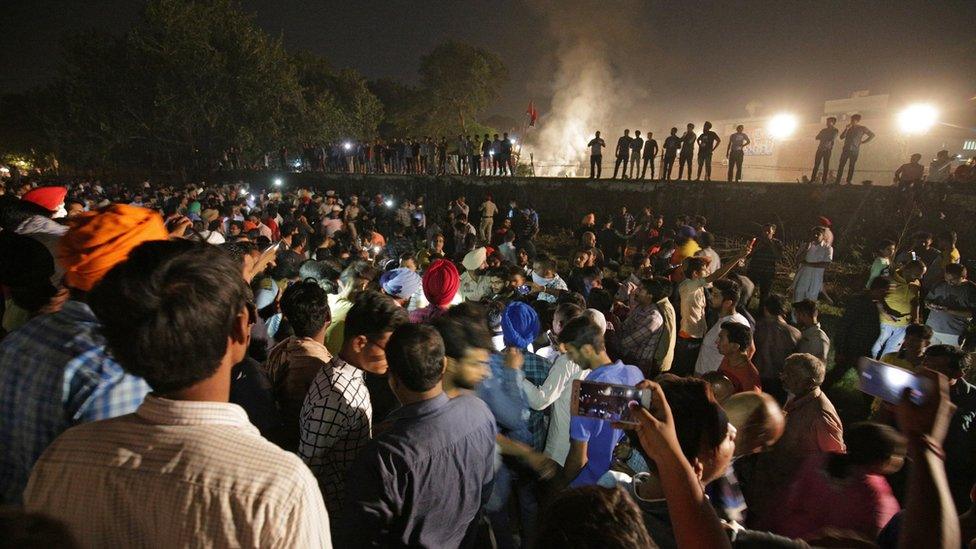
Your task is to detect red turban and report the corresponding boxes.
[422,259,459,308]
[23,186,68,212]
[59,204,169,291]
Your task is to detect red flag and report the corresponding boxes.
[526,101,538,126]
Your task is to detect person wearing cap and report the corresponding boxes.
[379,268,422,308]
[408,259,460,324]
[459,247,492,302]
[0,204,168,504]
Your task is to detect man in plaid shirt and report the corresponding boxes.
[0,205,166,504]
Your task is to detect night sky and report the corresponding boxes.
[3,0,975,127]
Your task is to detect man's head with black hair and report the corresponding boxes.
[298,260,341,294]
[559,316,606,367]
[535,486,656,549]
[89,240,251,395]
[718,322,752,357]
[792,298,818,328]
[341,290,408,374]
[634,374,734,485]
[280,281,330,339]
[339,260,378,294]
[763,294,789,318]
[922,344,972,383]
[709,279,740,312]
[386,323,447,398]
[432,311,492,392]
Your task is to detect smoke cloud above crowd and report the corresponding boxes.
[525,0,650,176]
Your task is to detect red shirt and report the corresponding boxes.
[778,453,899,540]
[718,357,762,393]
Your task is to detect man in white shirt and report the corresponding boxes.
[695,279,750,375]
[520,303,586,464]
[24,240,331,548]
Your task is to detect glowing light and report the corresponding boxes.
[343,142,353,151]
[384,199,394,208]
[767,113,798,139]
[898,104,938,134]
[273,178,283,187]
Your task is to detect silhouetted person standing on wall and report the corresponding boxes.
[811,117,838,184]
[491,134,503,175]
[613,129,633,179]
[726,124,751,182]
[696,121,721,181]
[628,130,644,179]
[662,127,681,181]
[587,131,606,179]
[834,114,875,185]
[481,134,491,176]
[677,123,696,180]
[641,132,659,180]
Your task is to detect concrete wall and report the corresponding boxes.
[232,172,976,256]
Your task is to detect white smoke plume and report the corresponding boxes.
[524,0,649,177]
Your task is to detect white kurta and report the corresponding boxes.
[792,241,833,302]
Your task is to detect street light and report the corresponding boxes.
[767,113,798,139]
[897,104,938,134]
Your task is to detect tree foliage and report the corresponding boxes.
[418,41,508,135]
[0,1,507,173]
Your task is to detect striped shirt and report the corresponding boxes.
[24,395,331,548]
[0,300,150,504]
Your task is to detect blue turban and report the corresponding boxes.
[501,301,540,350]
[380,268,422,300]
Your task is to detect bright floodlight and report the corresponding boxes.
[273,178,282,187]
[898,104,938,134]
[768,113,798,139]
[343,142,352,151]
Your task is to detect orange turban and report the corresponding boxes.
[59,204,169,291]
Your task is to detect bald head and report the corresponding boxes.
[724,392,785,457]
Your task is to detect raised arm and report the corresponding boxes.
[621,382,731,549]
[896,370,960,549]
[520,355,574,410]
[705,244,753,284]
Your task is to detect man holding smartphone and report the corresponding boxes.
[559,316,643,487]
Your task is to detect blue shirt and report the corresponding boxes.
[569,360,644,487]
[0,301,150,504]
[479,356,532,447]
[341,392,496,548]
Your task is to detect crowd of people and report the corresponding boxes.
[0,176,974,548]
[231,132,521,177]
[584,115,976,186]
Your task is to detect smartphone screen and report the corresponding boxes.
[570,379,651,425]
[857,357,932,405]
